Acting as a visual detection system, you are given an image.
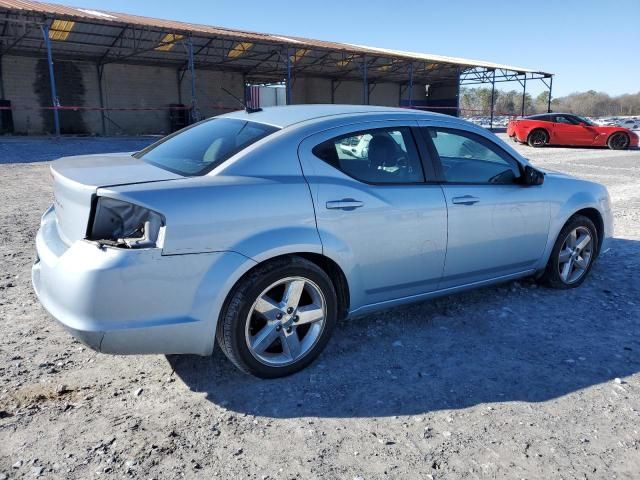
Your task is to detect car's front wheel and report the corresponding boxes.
[539,215,598,289]
[216,256,337,378]
[607,132,630,150]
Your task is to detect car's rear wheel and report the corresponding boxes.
[607,132,630,150]
[216,256,337,378]
[539,215,598,289]
[527,129,548,148]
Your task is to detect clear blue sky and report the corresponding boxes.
[48,0,640,97]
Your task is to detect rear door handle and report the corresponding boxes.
[452,195,480,205]
[326,199,364,210]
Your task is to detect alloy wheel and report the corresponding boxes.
[610,133,629,150]
[557,226,593,284]
[245,276,326,367]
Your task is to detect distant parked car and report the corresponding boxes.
[33,105,612,378]
[620,119,639,130]
[508,113,638,149]
[337,130,406,159]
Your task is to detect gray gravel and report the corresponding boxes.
[1,134,639,479]
[0,136,156,164]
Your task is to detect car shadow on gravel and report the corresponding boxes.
[168,238,640,418]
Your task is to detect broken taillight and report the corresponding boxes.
[87,197,164,249]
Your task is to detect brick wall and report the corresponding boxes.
[1,55,102,135]
[0,55,246,135]
[177,69,244,121]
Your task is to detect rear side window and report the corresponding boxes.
[135,118,279,176]
[312,127,425,184]
[426,127,520,184]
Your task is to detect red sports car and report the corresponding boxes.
[507,113,638,150]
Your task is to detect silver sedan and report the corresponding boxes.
[32,105,613,378]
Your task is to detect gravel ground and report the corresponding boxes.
[1,134,639,479]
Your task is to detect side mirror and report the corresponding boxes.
[523,165,544,186]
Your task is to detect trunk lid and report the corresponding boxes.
[51,152,182,245]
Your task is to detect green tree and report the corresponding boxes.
[535,91,550,113]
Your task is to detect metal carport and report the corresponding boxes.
[0,0,553,135]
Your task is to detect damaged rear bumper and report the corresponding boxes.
[32,206,252,355]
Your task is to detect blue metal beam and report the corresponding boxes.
[455,66,461,117]
[187,35,198,122]
[362,55,368,105]
[286,48,292,105]
[408,62,414,107]
[41,24,60,136]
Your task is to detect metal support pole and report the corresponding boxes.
[489,69,496,129]
[176,68,183,104]
[242,74,248,105]
[547,75,553,113]
[455,66,461,117]
[408,62,414,108]
[362,55,368,105]
[96,64,106,136]
[521,75,527,117]
[187,36,198,123]
[330,79,335,104]
[286,48,292,105]
[0,55,5,99]
[41,24,60,136]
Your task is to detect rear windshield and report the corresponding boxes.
[135,118,279,176]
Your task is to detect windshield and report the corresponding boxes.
[135,118,279,176]
[573,115,596,126]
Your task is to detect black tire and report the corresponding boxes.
[539,214,599,289]
[527,129,548,148]
[607,132,630,150]
[216,256,338,378]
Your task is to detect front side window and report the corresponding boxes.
[426,128,520,184]
[135,118,279,176]
[555,115,579,125]
[572,115,596,126]
[312,127,424,184]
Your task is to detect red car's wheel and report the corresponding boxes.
[527,129,548,148]
[607,132,630,150]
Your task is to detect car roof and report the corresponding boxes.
[526,113,580,119]
[525,113,552,119]
[221,104,453,128]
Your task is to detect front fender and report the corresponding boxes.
[540,187,611,269]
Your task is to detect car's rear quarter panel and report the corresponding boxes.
[514,119,547,142]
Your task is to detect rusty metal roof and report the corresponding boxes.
[0,0,552,84]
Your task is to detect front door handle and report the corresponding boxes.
[452,195,480,205]
[326,199,364,210]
